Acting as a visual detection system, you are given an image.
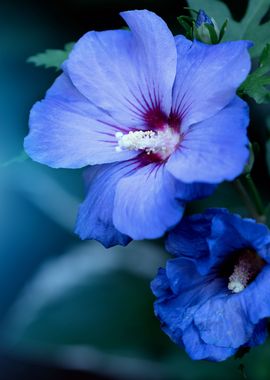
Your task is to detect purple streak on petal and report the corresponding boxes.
[121,10,177,115]
[66,10,177,129]
[168,111,181,132]
[122,98,146,120]
[172,35,251,129]
[166,97,249,183]
[96,119,131,134]
[144,107,168,130]
[24,74,138,168]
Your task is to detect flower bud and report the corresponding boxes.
[194,9,222,44]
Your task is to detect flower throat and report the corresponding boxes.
[227,248,265,294]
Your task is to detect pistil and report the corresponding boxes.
[115,127,179,159]
[228,249,265,293]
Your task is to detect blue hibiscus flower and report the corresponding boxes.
[151,209,270,361]
[24,10,251,247]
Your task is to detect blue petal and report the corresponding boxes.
[172,37,251,129]
[243,266,270,324]
[245,320,267,347]
[155,209,270,362]
[25,74,137,168]
[153,258,225,334]
[167,208,259,275]
[113,165,185,240]
[205,212,247,272]
[182,324,236,362]
[166,257,205,294]
[66,10,177,126]
[194,294,255,348]
[226,215,270,262]
[166,212,212,263]
[175,181,216,201]
[206,211,270,271]
[150,268,171,299]
[167,97,250,183]
[75,162,133,247]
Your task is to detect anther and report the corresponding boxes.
[115,128,179,159]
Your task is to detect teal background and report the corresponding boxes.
[1,0,270,379]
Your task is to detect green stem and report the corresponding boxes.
[243,174,264,215]
[234,179,259,220]
[236,174,266,223]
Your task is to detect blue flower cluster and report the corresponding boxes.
[152,209,270,361]
[24,9,270,362]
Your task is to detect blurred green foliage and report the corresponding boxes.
[1,0,270,379]
[3,240,270,380]
[239,44,270,104]
[27,43,75,71]
[187,0,270,58]
[266,117,270,176]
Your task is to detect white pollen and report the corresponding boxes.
[115,131,124,139]
[228,257,251,294]
[228,280,245,293]
[115,128,179,159]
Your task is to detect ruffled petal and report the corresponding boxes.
[166,211,214,261]
[113,164,185,240]
[167,97,249,183]
[245,320,267,347]
[25,74,137,168]
[151,268,171,299]
[75,162,134,248]
[153,258,225,334]
[204,213,246,272]
[154,209,270,362]
[182,324,236,362]
[172,36,251,128]
[66,10,177,127]
[194,294,255,348]
[244,266,270,324]
[228,215,270,262]
[205,211,270,272]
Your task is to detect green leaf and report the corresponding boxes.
[27,42,75,70]
[204,23,219,44]
[187,0,270,58]
[177,16,194,39]
[218,19,229,42]
[178,9,226,44]
[238,44,270,103]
